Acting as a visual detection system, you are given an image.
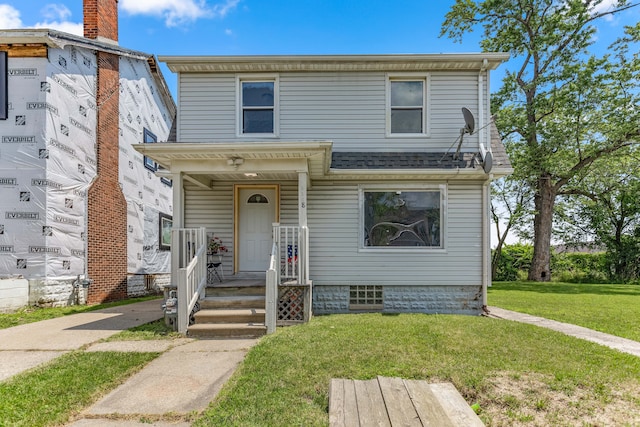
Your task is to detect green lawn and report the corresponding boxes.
[488,281,640,342]
[0,351,159,427]
[195,313,640,426]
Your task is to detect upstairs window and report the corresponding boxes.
[387,75,428,136]
[238,76,278,136]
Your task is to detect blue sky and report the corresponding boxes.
[2,0,638,98]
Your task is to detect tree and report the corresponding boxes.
[442,0,640,281]
[555,148,640,280]
[491,175,532,280]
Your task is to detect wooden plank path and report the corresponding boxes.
[329,377,484,427]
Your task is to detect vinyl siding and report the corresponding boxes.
[177,71,483,152]
[307,181,483,286]
[182,180,483,285]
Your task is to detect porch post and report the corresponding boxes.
[171,172,183,287]
[172,172,183,228]
[298,171,308,228]
[298,171,311,321]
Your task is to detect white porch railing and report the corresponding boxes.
[171,227,207,334]
[265,223,312,334]
[265,242,278,334]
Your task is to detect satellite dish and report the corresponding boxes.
[483,151,493,173]
[462,107,475,134]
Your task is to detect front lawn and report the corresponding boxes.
[0,351,159,427]
[488,281,640,341]
[195,313,640,426]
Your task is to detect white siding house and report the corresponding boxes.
[136,54,512,319]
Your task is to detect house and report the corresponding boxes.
[134,54,512,335]
[0,0,175,310]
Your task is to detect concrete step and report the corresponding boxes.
[194,308,265,324]
[187,323,267,338]
[200,295,266,309]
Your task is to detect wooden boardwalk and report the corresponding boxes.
[329,377,484,427]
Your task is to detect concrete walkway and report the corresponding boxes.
[0,299,258,426]
[488,306,640,358]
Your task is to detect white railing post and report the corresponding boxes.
[266,240,278,334]
[177,267,188,334]
[170,227,207,335]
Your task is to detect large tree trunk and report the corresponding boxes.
[528,174,557,281]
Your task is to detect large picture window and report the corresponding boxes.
[238,76,278,135]
[387,75,428,136]
[362,188,443,248]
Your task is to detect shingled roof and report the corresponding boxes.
[331,152,477,169]
[331,119,511,173]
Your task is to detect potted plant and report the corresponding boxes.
[208,236,228,255]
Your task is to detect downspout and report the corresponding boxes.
[482,176,492,309]
[478,58,488,153]
[480,58,490,311]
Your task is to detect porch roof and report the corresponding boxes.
[133,135,512,187]
[133,141,333,186]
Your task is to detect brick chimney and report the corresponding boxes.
[83,0,118,43]
[85,0,128,303]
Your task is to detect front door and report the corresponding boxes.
[237,187,277,272]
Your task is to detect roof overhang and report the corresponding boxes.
[0,29,150,60]
[159,53,511,73]
[133,141,334,187]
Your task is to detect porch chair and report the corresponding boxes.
[207,253,224,283]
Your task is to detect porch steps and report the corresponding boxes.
[187,283,267,338]
[194,308,265,324]
[188,322,267,338]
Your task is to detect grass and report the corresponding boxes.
[488,281,640,342]
[105,318,182,341]
[0,351,159,427]
[0,296,161,330]
[194,313,640,426]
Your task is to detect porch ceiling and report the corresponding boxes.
[133,141,333,185]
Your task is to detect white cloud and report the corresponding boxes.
[120,0,239,27]
[33,4,83,36]
[212,0,240,18]
[0,4,24,28]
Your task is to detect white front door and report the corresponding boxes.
[238,188,277,272]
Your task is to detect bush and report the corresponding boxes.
[492,244,533,281]
[492,244,613,283]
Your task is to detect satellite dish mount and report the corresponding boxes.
[454,107,475,160]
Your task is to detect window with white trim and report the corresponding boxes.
[361,187,444,249]
[238,76,278,136]
[387,75,428,135]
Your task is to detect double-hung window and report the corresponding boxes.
[361,185,445,250]
[238,76,278,136]
[387,74,428,136]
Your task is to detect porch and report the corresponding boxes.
[167,226,311,337]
